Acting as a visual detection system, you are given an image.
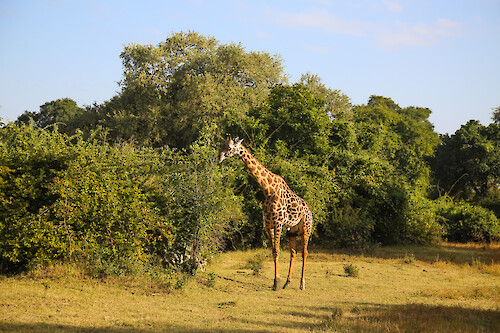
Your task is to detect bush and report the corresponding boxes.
[405,195,444,244]
[246,253,266,275]
[437,199,500,243]
[344,264,359,277]
[325,206,375,250]
[0,123,74,273]
[0,122,243,275]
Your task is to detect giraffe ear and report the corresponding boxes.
[235,137,243,145]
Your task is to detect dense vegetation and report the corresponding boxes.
[1,31,499,275]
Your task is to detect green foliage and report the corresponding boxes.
[246,253,266,275]
[247,83,331,157]
[325,149,411,246]
[165,123,245,273]
[405,194,444,244]
[299,73,352,119]
[0,122,74,272]
[437,198,500,243]
[326,206,375,250]
[48,141,166,276]
[17,98,99,136]
[102,31,286,148]
[432,121,499,201]
[344,263,359,277]
[0,121,243,274]
[493,106,500,125]
[4,31,499,277]
[354,96,440,187]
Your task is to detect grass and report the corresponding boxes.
[1,243,499,332]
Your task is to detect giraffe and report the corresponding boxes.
[219,136,313,290]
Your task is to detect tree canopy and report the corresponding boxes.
[101,31,286,148]
[2,31,499,275]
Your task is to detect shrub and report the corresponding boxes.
[401,253,416,264]
[0,122,243,275]
[247,253,266,275]
[206,272,217,288]
[344,263,359,277]
[405,195,444,244]
[325,206,375,250]
[0,123,74,273]
[437,200,500,243]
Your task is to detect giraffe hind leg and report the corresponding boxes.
[300,214,312,290]
[283,235,297,289]
[300,233,309,290]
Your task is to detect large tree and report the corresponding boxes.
[432,120,500,201]
[352,96,440,188]
[242,83,331,158]
[101,31,286,148]
[17,98,99,135]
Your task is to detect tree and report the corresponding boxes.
[244,83,331,158]
[432,120,500,201]
[353,96,440,188]
[299,73,352,119]
[101,31,286,148]
[17,98,98,135]
[493,106,500,124]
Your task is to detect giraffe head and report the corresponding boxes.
[219,136,244,163]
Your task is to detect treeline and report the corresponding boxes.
[1,31,499,275]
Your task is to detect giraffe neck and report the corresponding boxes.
[240,147,281,197]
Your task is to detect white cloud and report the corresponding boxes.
[275,8,372,36]
[306,44,330,54]
[270,7,462,50]
[142,27,163,37]
[382,0,403,13]
[256,30,274,39]
[377,18,462,49]
[310,0,334,6]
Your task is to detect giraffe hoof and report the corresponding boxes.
[300,280,305,290]
[273,278,280,291]
[283,279,291,289]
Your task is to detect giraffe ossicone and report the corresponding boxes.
[219,135,313,290]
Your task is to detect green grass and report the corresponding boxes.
[1,243,499,332]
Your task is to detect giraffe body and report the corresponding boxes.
[220,137,312,290]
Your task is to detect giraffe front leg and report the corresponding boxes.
[272,226,282,291]
[283,235,297,289]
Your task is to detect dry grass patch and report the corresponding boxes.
[316,304,500,332]
[419,285,500,302]
[1,244,499,332]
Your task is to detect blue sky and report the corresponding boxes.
[1,0,499,134]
